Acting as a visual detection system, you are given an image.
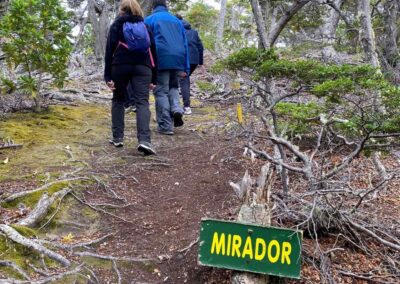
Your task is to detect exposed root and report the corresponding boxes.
[3,263,84,284]
[38,233,113,250]
[17,189,70,228]
[2,178,86,203]
[74,251,155,263]
[177,238,199,255]
[0,224,71,267]
[112,260,122,284]
[0,260,30,280]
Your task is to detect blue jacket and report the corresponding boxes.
[182,20,204,66]
[145,6,190,74]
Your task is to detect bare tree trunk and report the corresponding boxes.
[320,0,344,60]
[382,0,399,67]
[0,0,8,17]
[139,0,152,16]
[250,0,269,49]
[358,0,380,68]
[88,0,111,61]
[215,0,228,50]
[267,0,311,47]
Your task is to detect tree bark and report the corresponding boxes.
[382,0,399,67]
[267,0,311,47]
[320,0,345,61]
[250,0,269,49]
[215,0,228,50]
[88,0,111,61]
[358,0,380,68]
[0,0,9,17]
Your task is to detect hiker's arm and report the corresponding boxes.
[181,24,190,75]
[146,23,157,85]
[104,24,118,83]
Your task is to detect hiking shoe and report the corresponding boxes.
[125,105,137,113]
[173,112,184,127]
[184,107,192,115]
[109,137,124,147]
[138,141,156,155]
[158,129,174,135]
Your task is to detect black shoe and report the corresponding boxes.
[138,142,156,155]
[158,129,174,135]
[173,112,184,127]
[109,137,124,147]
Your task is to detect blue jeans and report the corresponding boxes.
[155,70,184,132]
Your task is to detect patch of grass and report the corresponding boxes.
[196,80,218,93]
[0,104,109,181]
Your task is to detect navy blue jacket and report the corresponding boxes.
[182,20,204,66]
[145,6,190,74]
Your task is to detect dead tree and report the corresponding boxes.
[216,0,228,50]
[88,0,112,61]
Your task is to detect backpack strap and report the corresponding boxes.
[148,48,155,68]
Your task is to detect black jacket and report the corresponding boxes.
[104,14,154,82]
[182,20,204,65]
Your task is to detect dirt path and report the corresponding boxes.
[0,97,247,283]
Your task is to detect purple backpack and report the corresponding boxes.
[122,22,150,52]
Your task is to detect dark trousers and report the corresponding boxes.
[111,64,152,143]
[179,64,198,108]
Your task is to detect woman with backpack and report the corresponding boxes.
[104,0,156,155]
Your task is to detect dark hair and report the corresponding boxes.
[175,14,183,20]
[152,0,167,9]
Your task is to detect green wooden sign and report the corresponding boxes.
[198,219,302,279]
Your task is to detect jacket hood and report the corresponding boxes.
[182,20,191,30]
[116,14,144,24]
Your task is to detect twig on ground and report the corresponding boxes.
[38,233,113,250]
[177,238,199,255]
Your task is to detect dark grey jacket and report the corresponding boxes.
[182,20,204,65]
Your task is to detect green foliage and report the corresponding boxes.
[0,0,73,110]
[196,80,218,93]
[185,1,218,50]
[0,76,16,94]
[220,48,400,138]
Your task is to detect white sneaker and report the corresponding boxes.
[184,107,192,115]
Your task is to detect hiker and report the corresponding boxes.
[145,0,190,135]
[104,0,156,155]
[176,15,204,115]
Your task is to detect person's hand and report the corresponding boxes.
[149,84,156,91]
[178,71,188,78]
[106,81,115,90]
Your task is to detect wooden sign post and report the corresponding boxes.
[198,219,302,279]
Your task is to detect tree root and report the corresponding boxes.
[74,251,154,263]
[0,225,71,267]
[17,189,70,228]
[0,260,30,280]
[2,177,85,203]
[3,263,84,284]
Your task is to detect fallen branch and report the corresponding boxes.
[18,189,70,228]
[0,224,71,267]
[2,177,86,203]
[0,260,30,280]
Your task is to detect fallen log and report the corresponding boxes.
[0,224,71,267]
[17,189,70,228]
[0,144,23,150]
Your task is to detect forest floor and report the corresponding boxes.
[0,71,399,283]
